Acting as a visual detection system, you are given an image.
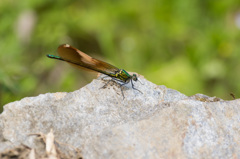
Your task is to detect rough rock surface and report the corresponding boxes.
[0,74,239,158]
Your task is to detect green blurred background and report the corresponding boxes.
[1,0,240,111]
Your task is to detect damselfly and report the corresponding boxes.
[47,44,142,98]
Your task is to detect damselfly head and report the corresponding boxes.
[132,74,138,81]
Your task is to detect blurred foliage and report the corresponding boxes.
[1,0,240,111]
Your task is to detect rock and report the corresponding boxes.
[0,74,239,158]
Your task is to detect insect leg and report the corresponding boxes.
[100,79,113,89]
[119,84,125,99]
[100,77,124,89]
[130,79,143,94]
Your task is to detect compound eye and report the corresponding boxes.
[132,74,138,81]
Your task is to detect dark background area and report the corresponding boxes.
[1,0,240,111]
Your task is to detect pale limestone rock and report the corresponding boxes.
[0,75,239,158]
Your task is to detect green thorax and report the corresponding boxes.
[111,69,131,82]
